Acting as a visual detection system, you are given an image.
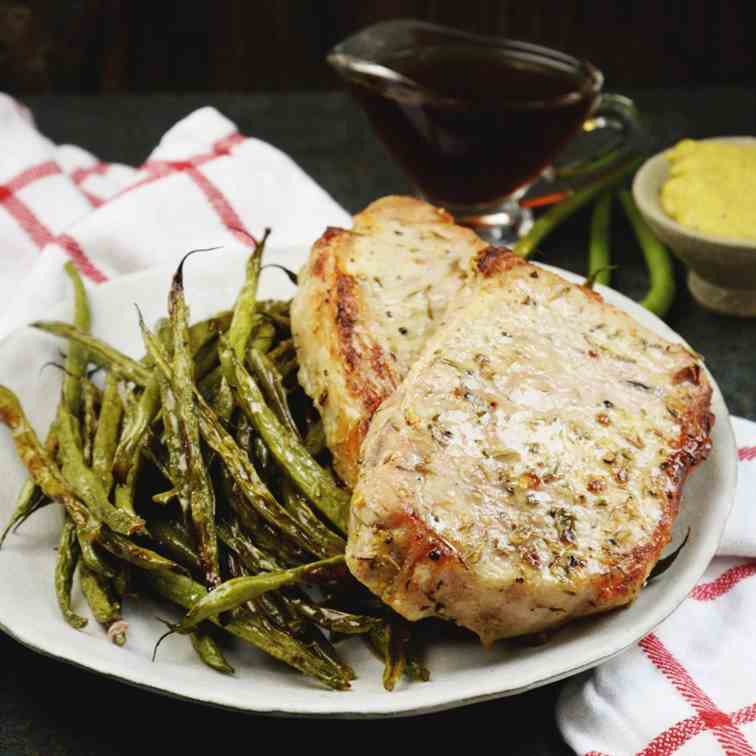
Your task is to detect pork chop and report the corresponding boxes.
[291,196,487,486]
[347,247,713,645]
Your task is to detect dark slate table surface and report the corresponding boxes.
[1,88,754,754]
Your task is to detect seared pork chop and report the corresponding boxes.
[347,247,713,645]
[291,196,487,486]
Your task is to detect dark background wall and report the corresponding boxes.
[2,1,755,93]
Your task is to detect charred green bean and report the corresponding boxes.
[220,342,349,533]
[54,518,88,629]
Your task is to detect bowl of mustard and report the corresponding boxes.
[633,136,756,317]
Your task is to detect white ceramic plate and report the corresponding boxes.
[0,245,736,717]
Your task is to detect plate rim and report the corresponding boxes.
[0,248,738,718]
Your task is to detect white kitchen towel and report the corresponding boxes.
[558,415,756,756]
[0,92,350,339]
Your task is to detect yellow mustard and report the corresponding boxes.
[660,138,756,240]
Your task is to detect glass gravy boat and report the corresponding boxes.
[328,19,640,242]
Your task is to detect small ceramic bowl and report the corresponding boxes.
[633,137,756,317]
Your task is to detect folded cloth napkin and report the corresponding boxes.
[1,95,754,755]
[558,416,756,756]
[0,92,350,339]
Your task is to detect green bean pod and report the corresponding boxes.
[190,630,234,674]
[225,552,354,682]
[367,621,430,684]
[248,318,276,355]
[288,597,381,636]
[145,570,350,689]
[187,310,232,353]
[217,518,283,573]
[227,230,267,360]
[303,419,325,457]
[0,481,50,546]
[54,518,88,629]
[149,519,202,573]
[219,341,350,533]
[168,259,220,585]
[79,564,127,645]
[112,377,160,481]
[513,155,644,259]
[141,321,332,558]
[588,192,613,287]
[92,372,123,494]
[32,322,150,386]
[173,555,345,634]
[278,479,345,558]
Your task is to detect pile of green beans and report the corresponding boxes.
[0,249,428,692]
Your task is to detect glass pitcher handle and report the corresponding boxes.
[555,93,643,179]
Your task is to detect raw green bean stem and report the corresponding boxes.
[92,372,123,494]
[0,386,100,538]
[512,155,643,259]
[247,348,299,435]
[174,555,345,634]
[220,341,350,534]
[79,563,127,645]
[588,192,613,287]
[54,518,88,629]
[61,262,91,417]
[190,630,234,674]
[168,260,220,585]
[32,322,151,385]
[618,190,677,318]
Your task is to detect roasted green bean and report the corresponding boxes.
[588,192,613,287]
[247,348,298,435]
[149,519,202,573]
[112,377,160,481]
[288,597,381,636]
[618,190,677,317]
[0,386,99,539]
[79,564,127,645]
[54,518,88,629]
[81,378,99,465]
[220,342,350,533]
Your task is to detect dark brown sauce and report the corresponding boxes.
[350,45,597,206]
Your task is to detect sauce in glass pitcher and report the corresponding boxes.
[349,45,598,206]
